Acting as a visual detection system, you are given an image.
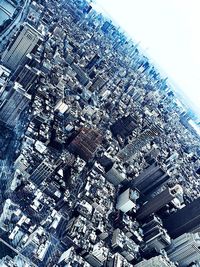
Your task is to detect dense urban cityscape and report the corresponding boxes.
[0,0,200,266]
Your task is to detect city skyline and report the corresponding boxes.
[94,0,200,116]
[0,0,200,266]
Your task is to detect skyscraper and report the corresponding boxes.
[13,64,40,91]
[29,159,55,186]
[110,114,138,138]
[1,23,42,70]
[68,128,102,161]
[116,188,139,213]
[163,197,200,239]
[125,162,170,197]
[117,124,163,162]
[0,64,10,95]
[135,255,176,267]
[0,82,31,128]
[167,233,200,267]
[136,185,182,221]
[142,215,171,253]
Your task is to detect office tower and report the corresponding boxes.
[105,163,126,186]
[71,63,89,86]
[196,167,200,175]
[13,64,40,91]
[117,124,163,162]
[89,75,107,92]
[0,82,31,128]
[29,158,55,185]
[11,53,41,81]
[58,247,87,266]
[167,233,200,267]
[17,53,41,69]
[0,64,10,95]
[68,128,102,161]
[106,253,132,267]
[136,185,182,221]
[101,21,112,33]
[1,23,42,70]
[110,114,138,138]
[116,188,139,213]
[126,162,170,197]
[142,216,171,252]
[54,99,69,114]
[85,243,109,267]
[163,197,200,239]
[135,255,176,267]
[85,54,100,70]
[111,228,139,262]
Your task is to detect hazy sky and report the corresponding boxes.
[94,0,200,114]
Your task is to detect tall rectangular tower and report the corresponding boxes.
[2,23,42,70]
[163,197,200,238]
[167,233,200,267]
[117,124,163,162]
[0,83,31,128]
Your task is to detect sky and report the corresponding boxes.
[94,0,200,116]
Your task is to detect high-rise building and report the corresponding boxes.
[105,163,127,186]
[13,64,40,91]
[136,185,182,221]
[142,216,171,252]
[135,255,176,267]
[163,197,200,239]
[0,82,31,128]
[0,64,10,95]
[29,159,55,185]
[1,23,42,70]
[117,124,163,162]
[167,233,200,267]
[54,99,69,114]
[68,128,102,161]
[196,167,200,175]
[106,253,132,267]
[111,228,139,262]
[89,75,107,92]
[85,54,100,70]
[116,188,139,213]
[110,114,138,138]
[125,162,170,197]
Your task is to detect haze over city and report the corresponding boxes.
[95,0,200,116]
[1,0,200,265]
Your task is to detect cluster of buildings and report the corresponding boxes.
[0,0,200,266]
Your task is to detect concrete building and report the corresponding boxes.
[2,23,42,70]
[163,197,200,239]
[126,162,170,197]
[117,124,163,162]
[14,64,40,91]
[69,128,102,161]
[167,233,200,267]
[116,188,139,213]
[0,82,31,128]
[136,185,182,221]
[135,255,177,267]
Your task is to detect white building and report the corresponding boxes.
[116,188,139,213]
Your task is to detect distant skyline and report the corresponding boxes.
[94,0,200,116]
